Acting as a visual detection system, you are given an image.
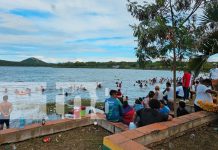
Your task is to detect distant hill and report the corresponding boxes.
[0,57,49,66]
[20,57,48,66]
[0,59,17,66]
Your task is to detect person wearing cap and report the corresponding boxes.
[210,64,218,91]
[0,95,13,130]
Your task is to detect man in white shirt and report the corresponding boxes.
[210,64,218,91]
[194,79,217,112]
[176,82,184,99]
[163,82,174,111]
[154,86,163,101]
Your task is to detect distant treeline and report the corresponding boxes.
[54,61,139,69]
[0,57,216,71]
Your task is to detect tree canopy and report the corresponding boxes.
[188,2,218,78]
[127,0,217,67]
[127,0,218,114]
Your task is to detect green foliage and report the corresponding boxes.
[127,0,206,62]
[0,57,216,71]
[188,1,218,78]
[127,0,218,78]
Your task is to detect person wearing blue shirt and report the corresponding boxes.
[133,99,144,112]
[104,90,123,122]
[159,100,170,115]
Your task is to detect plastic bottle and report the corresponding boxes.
[105,101,109,114]
[42,118,46,126]
[94,120,98,126]
[129,122,136,130]
[19,116,26,129]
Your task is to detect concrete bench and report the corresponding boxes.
[93,113,128,133]
[103,111,218,150]
[0,116,92,145]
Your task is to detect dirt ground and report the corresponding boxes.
[0,125,111,150]
[152,122,218,150]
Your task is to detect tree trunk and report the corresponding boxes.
[173,48,177,116]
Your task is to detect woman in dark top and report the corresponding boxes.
[134,99,172,127]
[177,101,189,117]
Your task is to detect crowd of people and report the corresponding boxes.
[104,89,174,127]
[0,64,217,130]
[105,64,218,128]
[134,77,174,88]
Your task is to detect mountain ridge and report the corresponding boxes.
[0,57,49,66]
[20,57,47,65]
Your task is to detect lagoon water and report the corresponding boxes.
[0,67,184,100]
[0,67,186,125]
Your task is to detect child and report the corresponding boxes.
[159,100,170,115]
[177,100,189,117]
[133,99,144,112]
[176,82,184,99]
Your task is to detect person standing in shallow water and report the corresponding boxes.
[0,95,13,130]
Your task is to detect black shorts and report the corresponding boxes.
[0,119,10,129]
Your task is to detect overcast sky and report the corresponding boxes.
[0,0,217,63]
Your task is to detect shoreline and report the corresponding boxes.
[0,66,213,72]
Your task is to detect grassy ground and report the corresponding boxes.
[46,99,104,114]
[152,122,218,150]
[0,125,111,150]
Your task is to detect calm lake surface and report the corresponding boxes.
[0,67,184,100]
[0,67,185,124]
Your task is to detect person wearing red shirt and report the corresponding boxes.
[116,89,122,98]
[182,71,191,100]
[122,98,135,125]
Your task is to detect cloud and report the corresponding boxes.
[29,56,137,63]
[66,36,128,43]
[0,0,213,64]
[208,54,218,62]
[0,0,138,62]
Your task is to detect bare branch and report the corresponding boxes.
[169,0,175,27]
[181,0,204,26]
